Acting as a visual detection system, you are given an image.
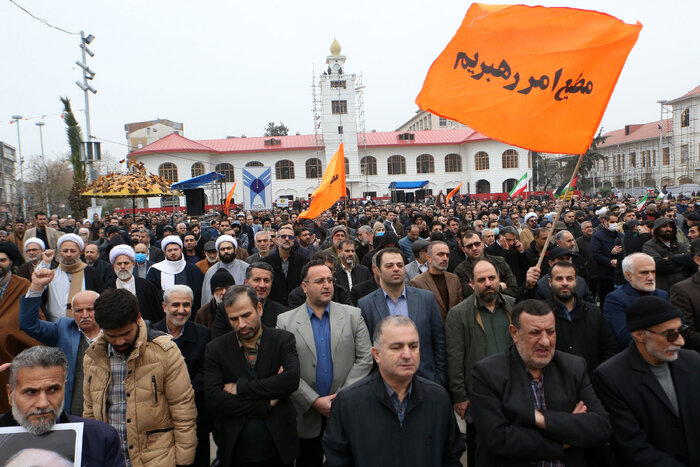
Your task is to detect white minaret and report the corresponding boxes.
[320,39,359,197]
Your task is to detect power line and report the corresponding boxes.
[8,0,80,35]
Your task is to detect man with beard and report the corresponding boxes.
[263,225,310,307]
[204,285,301,467]
[200,235,249,306]
[23,211,61,250]
[354,225,374,263]
[39,234,103,322]
[643,217,694,293]
[7,219,25,251]
[455,230,518,299]
[104,244,163,323]
[147,235,204,308]
[195,268,234,335]
[470,299,611,466]
[20,267,100,415]
[16,237,45,282]
[0,346,124,466]
[547,261,617,374]
[446,259,514,466]
[246,231,272,264]
[83,289,197,466]
[153,285,211,467]
[0,243,43,413]
[409,241,462,322]
[334,239,371,292]
[324,226,358,265]
[84,243,116,286]
[593,296,700,466]
[603,253,669,351]
[671,238,700,351]
[195,240,218,275]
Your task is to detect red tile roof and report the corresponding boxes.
[128,129,492,157]
[598,119,672,148]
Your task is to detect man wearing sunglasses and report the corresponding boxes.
[454,230,518,299]
[593,296,700,466]
[263,225,310,307]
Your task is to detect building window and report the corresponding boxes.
[246,161,263,167]
[416,154,434,174]
[501,149,519,169]
[629,152,636,168]
[338,126,343,134]
[387,155,406,175]
[652,149,656,166]
[331,100,347,114]
[191,162,205,177]
[275,160,295,179]
[681,108,690,127]
[215,163,235,182]
[663,147,670,165]
[330,80,346,89]
[439,117,447,127]
[640,151,646,168]
[398,132,415,141]
[361,156,377,176]
[305,158,322,178]
[362,191,377,198]
[158,162,178,182]
[344,157,349,175]
[445,153,462,172]
[474,151,489,171]
[681,144,689,164]
[264,138,281,146]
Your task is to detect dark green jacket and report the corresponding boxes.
[454,253,519,298]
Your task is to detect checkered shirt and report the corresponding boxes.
[108,345,131,466]
[528,373,564,467]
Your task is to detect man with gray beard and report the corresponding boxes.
[16,237,45,282]
[103,244,163,323]
[0,346,124,466]
[593,296,700,466]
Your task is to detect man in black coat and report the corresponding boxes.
[323,315,464,467]
[592,296,700,466]
[334,239,372,291]
[146,235,204,308]
[262,225,309,306]
[84,243,116,286]
[153,284,211,467]
[470,299,611,467]
[204,285,300,467]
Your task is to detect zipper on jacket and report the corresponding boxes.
[145,426,174,436]
[152,375,158,404]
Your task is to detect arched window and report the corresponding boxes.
[191,162,205,177]
[246,161,263,167]
[361,156,377,175]
[305,158,322,178]
[158,162,178,182]
[445,153,462,172]
[474,152,489,171]
[275,160,295,179]
[502,178,518,193]
[416,154,434,174]
[345,157,349,175]
[215,163,235,182]
[502,149,519,169]
[387,155,406,175]
[476,179,491,193]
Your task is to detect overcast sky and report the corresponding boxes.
[2,0,698,167]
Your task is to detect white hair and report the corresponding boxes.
[622,252,654,275]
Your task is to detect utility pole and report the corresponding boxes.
[10,115,26,220]
[657,99,666,189]
[35,121,50,216]
[75,31,99,208]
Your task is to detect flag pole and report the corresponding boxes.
[535,152,585,269]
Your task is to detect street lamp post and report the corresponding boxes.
[76,31,97,208]
[35,121,50,216]
[10,115,26,220]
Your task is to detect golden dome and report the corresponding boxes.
[330,38,341,56]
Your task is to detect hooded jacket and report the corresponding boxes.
[642,217,694,293]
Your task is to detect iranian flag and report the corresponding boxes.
[509,172,529,198]
[636,192,649,211]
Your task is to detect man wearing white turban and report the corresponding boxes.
[146,235,205,307]
[199,235,249,307]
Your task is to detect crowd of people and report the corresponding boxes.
[0,192,698,466]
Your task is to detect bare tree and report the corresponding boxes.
[24,156,73,216]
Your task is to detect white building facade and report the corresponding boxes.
[128,41,532,208]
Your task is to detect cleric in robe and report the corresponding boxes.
[146,235,204,307]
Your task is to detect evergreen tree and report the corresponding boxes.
[61,97,90,217]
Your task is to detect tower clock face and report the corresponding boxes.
[332,63,340,71]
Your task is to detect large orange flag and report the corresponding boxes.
[299,144,346,219]
[446,183,463,202]
[416,4,641,155]
[224,181,237,215]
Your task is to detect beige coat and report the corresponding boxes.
[83,319,197,466]
[409,270,463,322]
[23,226,63,250]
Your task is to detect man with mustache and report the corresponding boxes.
[147,235,204,308]
[642,217,694,293]
[471,299,611,466]
[20,267,100,416]
[0,346,124,466]
[16,237,45,281]
[409,241,462,322]
[593,296,700,466]
[323,316,464,466]
[200,235,249,307]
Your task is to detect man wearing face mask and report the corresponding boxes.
[195,241,218,275]
[105,244,163,323]
[201,235,249,307]
[131,242,151,279]
[590,211,624,306]
[195,268,235,335]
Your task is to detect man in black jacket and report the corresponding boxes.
[642,217,694,293]
[153,284,211,467]
[262,225,309,306]
[323,315,464,467]
[593,296,700,466]
[204,285,300,467]
[470,299,611,466]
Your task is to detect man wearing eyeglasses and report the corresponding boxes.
[593,296,700,466]
[454,230,518,299]
[276,259,372,467]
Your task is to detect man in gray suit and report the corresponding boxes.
[358,247,447,386]
[276,259,373,467]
